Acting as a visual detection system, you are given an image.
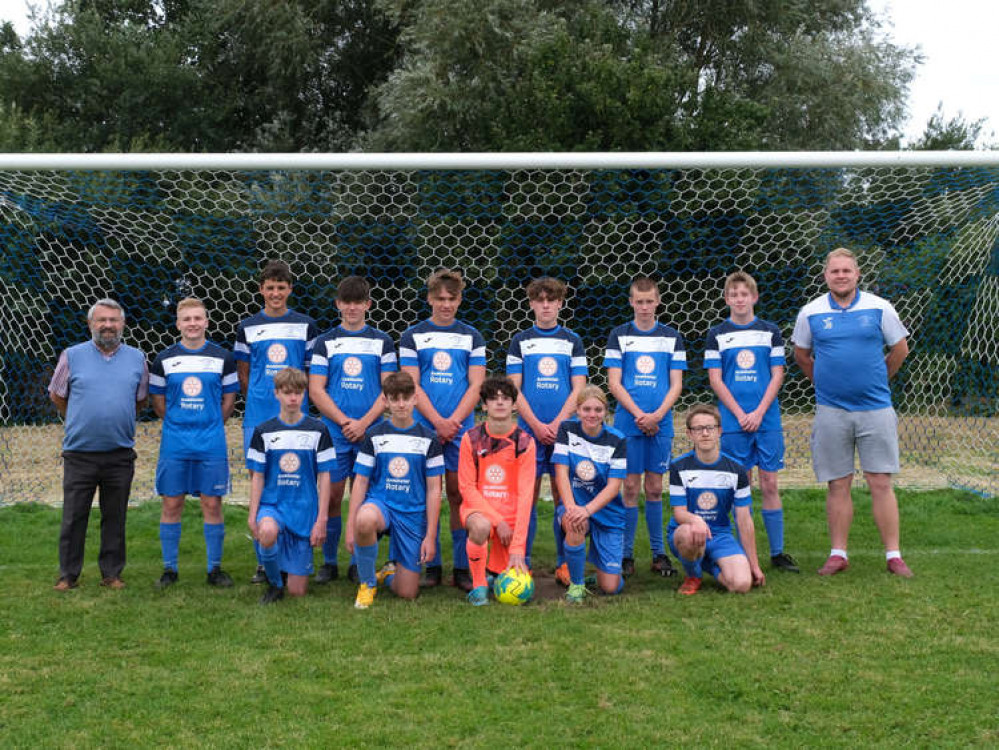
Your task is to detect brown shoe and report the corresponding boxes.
[817,555,849,576]
[100,577,126,590]
[53,577,78,591]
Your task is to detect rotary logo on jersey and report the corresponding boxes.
[182,376,202,397]
[342,356,363,377]
[575,459,597,482]
[279,452,300,474]
[485,464,506,484]
[537,356,558,377]
[736,349,756,370]
[267,343,288,364]
[697,491,718,511]
[388,456,409,478]
[432,351,452,371]
[635,355,656,374]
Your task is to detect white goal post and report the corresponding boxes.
[1,151,996,503]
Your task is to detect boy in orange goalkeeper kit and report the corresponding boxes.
[459,376,536,605]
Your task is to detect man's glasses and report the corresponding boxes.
[688,425,719,434]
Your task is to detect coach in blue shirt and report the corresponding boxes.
[793,249,913,578]
[48,299,149,591]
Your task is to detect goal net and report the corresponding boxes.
[1,152,996,504]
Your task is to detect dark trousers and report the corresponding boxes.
[59,448,136,581]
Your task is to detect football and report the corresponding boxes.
[492,568,535,605]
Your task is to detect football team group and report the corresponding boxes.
[49,247,914,607]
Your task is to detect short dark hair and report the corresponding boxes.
[337,276,370,303]
[480,375,518,403]
[685,404,721,430]
[526,277,567,302]
[382,371,416,399]
[260,260,293,285]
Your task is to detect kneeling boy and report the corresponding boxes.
[668,404,765,595]
[247,368,334,604]
[458,376,536,605]
[346,372,444,609]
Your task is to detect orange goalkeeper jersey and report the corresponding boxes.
[458,422,536,556]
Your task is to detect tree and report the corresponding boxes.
[909,106,991,151]
[366,0,919,151]
[0,0,401,152]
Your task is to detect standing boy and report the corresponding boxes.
[235,260,319,582]
[668,404,766,595]
[345,371,444,609]
[309,276,398,583]
[604,277,685,578]
[506,277,587,577]
[705,271,798,572]
[150,298,239,588]
[246,368,334,604]
[399,269,486,590]
[458,376,536,606]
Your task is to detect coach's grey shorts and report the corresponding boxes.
[811,405,900,482]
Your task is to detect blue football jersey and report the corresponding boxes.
[552,420,627,529]
[792,291,908,411]
[234,309,319,430]
[310,325,398,442]
[506,325,587,429]
[604,322,687,437]
[246,415,335,538]
[398,319,487,435]
[150,340,239,459]
[667,451,751,535]
[354,421,445,515]
[704,317,785,433]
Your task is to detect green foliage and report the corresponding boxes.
[0,0,401,152]
[2,491,998,746]
[1,0,921,152]
[367,0,918,151]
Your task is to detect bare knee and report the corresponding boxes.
[465,514,491,545]
[622,475,641,505]
[644,473,663,501]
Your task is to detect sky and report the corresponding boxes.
[1,0,996,146]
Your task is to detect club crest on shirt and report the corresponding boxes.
[697,491,718,511]
[635,355,655,374]
[267,343,288,364]
[432,351,452,371]
[342,356,363,377]
[575,459,596,482]
[388,456,409,478]
[537,356,558,377]
[279,452,300,473]
[736,349,756,369]
[485,464,505,484]
[182,376,202,397]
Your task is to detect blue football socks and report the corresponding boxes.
[624,506,639,558]
[259,543,282,588]
[761,508,784,557]
[356,542,378,588]
[203,522,225,572]
[645,500,665,556]
[323,516,342,565]
[565,542,586,586]
[452,528,469,569]
[525,506,538,569]
[159,522,181,571]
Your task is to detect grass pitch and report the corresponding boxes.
[1,489,998,747]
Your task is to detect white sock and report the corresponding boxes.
[830,548,848,560]
[885,550,901,561]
